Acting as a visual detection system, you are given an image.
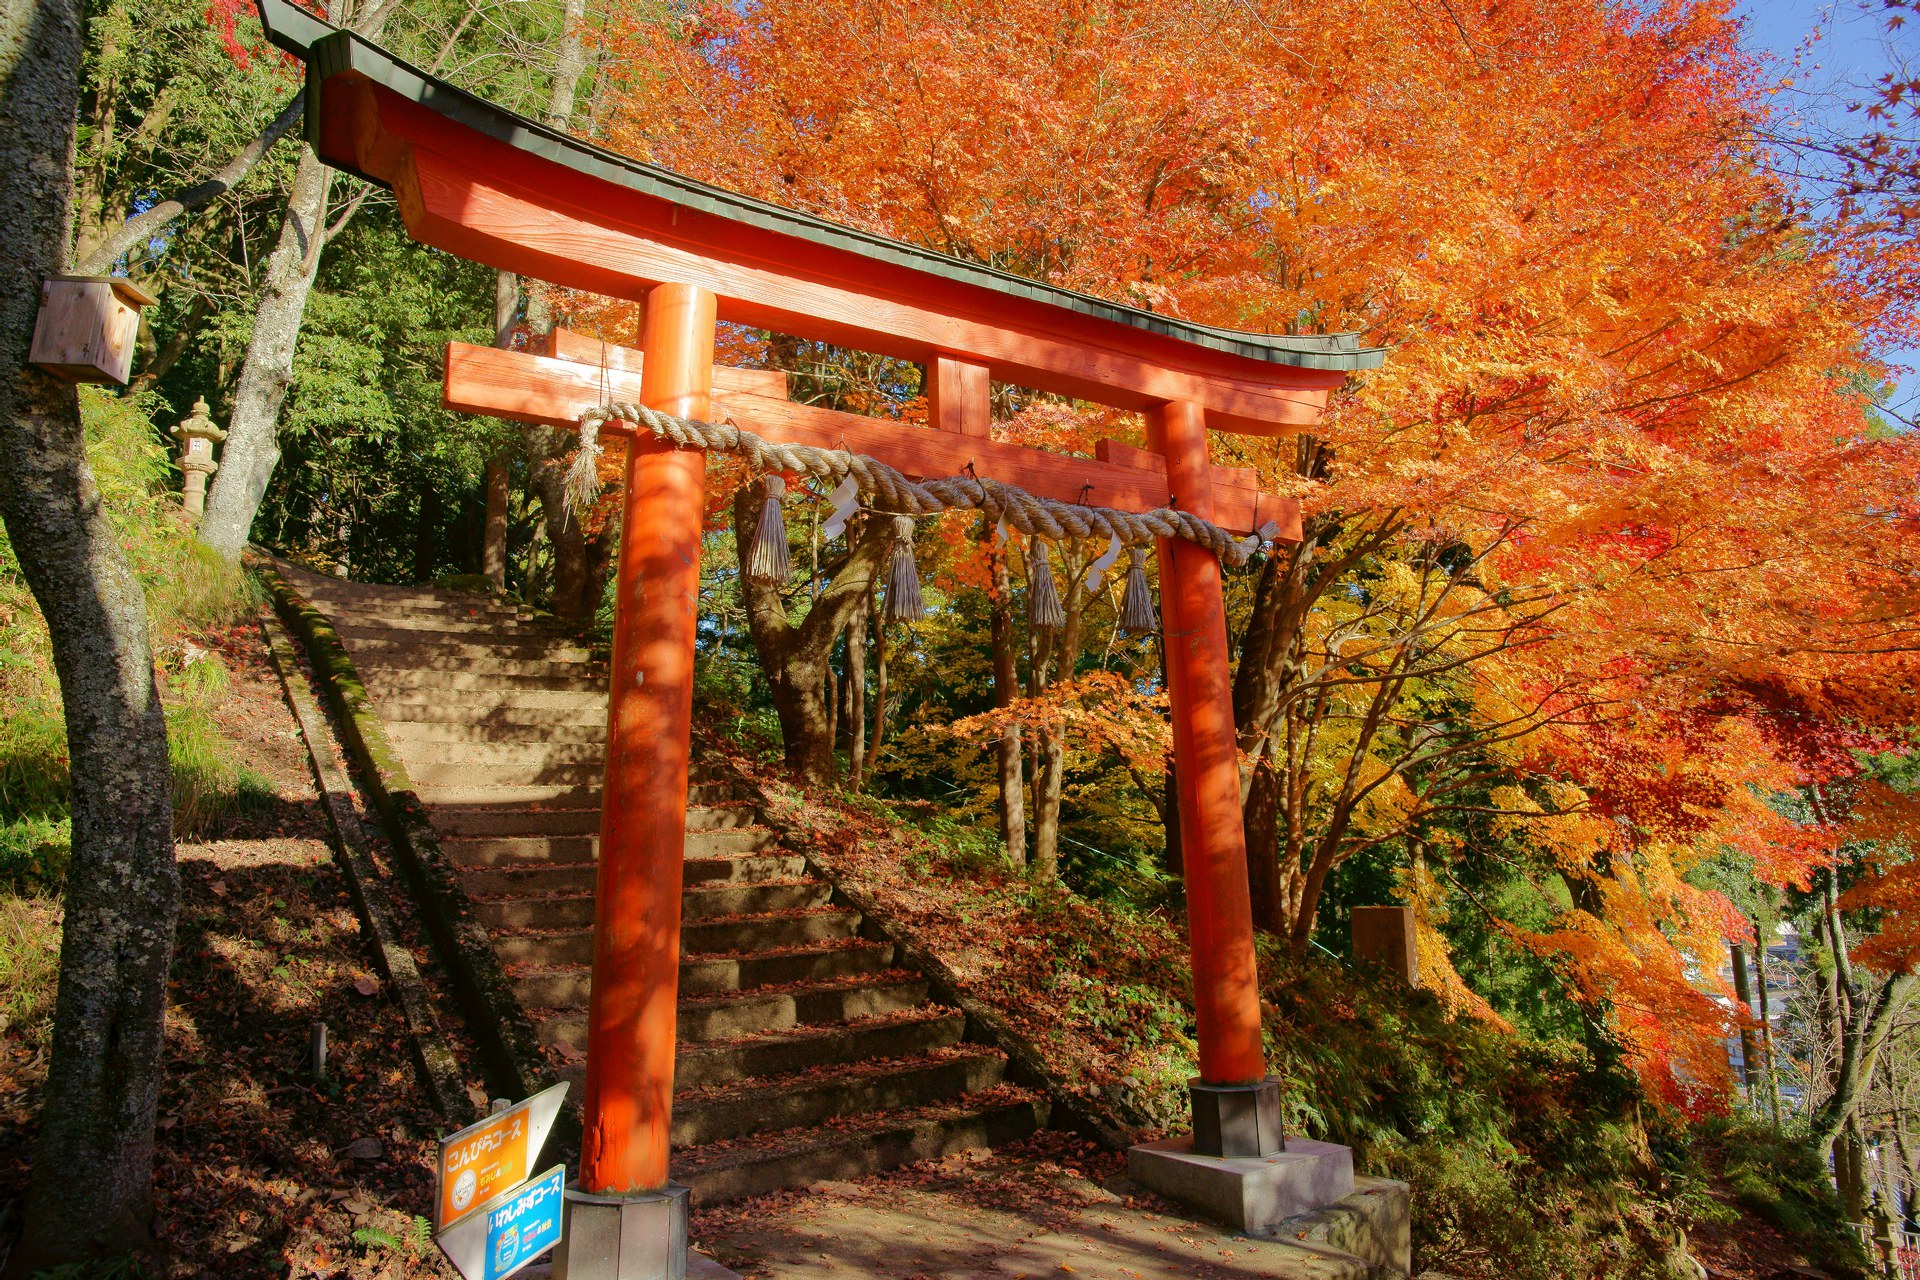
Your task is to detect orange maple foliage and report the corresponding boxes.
[586,0,1920,1106]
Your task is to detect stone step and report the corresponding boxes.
[357,653,602,681]
[462,853,807,896]
[681,880,832,920]
[432,812,769,845]
[492,907,861,968]
[352,650,600,678]
[314,604,558,632]
[671,1093,1047,1207]
[337,628,594,662]
[443,824,770,866]
[401,741,609,770]
[677,941,898,997]
[375,697,610,725]
[670,1049,1004,1146]
[293,576,517,606]
[680,907,863,956]
[406,760,602,789]
[671,1009,966,1090]
[511,941,896,1006]
[414,779,732,809]
[475,880,827,931]
[440,834,595,867]
[364,669,607,694]
[299,588,536,617]
[416,784,602,807]
[528,974,927,1044]
[387,721,610,746]
[676,976,929,1042]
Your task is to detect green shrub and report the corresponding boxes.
[1705,1117,1860,1263]
[0,815,72,893]
[0,389,266,878]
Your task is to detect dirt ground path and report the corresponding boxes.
[692,1133,1376,1280]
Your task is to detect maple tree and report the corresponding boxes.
[588,0,1920,1111]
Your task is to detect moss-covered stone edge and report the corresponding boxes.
[252,554,550,1102]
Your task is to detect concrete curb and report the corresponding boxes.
[699,739,1129,1153]
[253,554,551,1104]
[261,610,474,1122]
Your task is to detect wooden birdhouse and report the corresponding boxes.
[28,276,157,385]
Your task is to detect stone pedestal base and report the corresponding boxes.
[1189,1077,1284,1158]
[554,1184,691,1280]
[1127,1136,1355,1234]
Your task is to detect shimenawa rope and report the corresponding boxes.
[567,401,1272,565]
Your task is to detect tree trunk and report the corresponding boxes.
[1243,760,1286,933]
[1730,941,1761,1100]
[1,0,179,1267]
[735,488,890,786]
[1752,916,1785,1129]
[986,528,1026,865]
[846,602,867,789]
[1815,971,1917,1163]
[482,269,515,591]
[863,592,889,780]
[525,426,612,625]
[1027,542,1086,880]
[196,145,331,562]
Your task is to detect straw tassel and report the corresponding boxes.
[886,514,924,622]
[746,474,792,584]
[1119,544,1157,634]
[563,415,605,515]
[1028,538,1065,631]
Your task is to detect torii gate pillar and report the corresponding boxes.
[559,283,714,1280]
[1126,401,1354,1233]
[1148,401,1281,1152]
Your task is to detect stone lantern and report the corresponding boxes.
[172,398,226,520]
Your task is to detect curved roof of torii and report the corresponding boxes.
[254,0,1385,432]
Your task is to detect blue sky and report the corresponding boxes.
[1732,0,1916,418]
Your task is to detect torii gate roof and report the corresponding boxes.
[255,0,1384,437]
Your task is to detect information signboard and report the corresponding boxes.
[434,1082,569,1230]
[435,1163,565,1280]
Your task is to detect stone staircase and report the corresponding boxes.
[281,565,1046,1204]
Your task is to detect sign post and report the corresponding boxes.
[435,1082,570,1231]
[434,1082,571,1280]
[436,1164,567,1280]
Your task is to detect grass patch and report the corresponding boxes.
[0,894,60,1045]
[167,700,276,841]
[0,391,271,887]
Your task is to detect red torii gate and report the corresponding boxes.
[256,3,1384,1274]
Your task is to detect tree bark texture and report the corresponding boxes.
[482,269,516,591]
[1730,941,1761,1096]
[734,488,890,787]
[845,603,867,789]
[1027,541,1087,881]
[524,426,614,624]
[1,0,179,1267]
[862,593,889,781]
[986,532,1026,865]
[196,144,330,562]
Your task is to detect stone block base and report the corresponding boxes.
[1127,1136,1355,1234]
[1190,1078,1284,1158]
[554,1184,695,1280]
